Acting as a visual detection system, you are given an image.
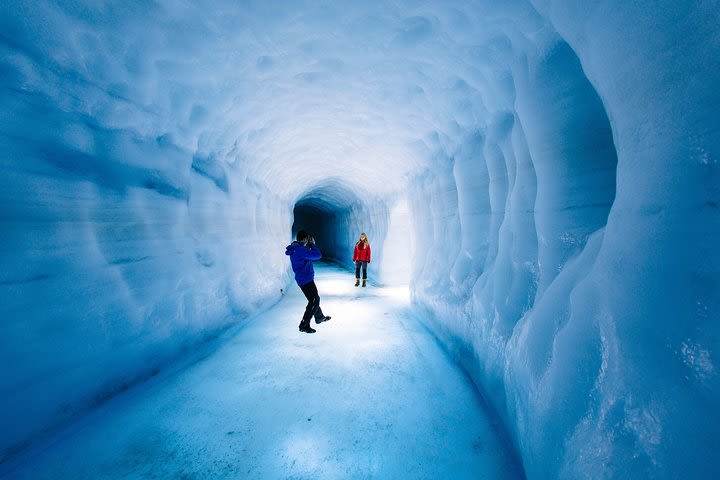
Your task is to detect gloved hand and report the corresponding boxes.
[308,236,315,245]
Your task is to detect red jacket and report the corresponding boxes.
[353,242,371,262]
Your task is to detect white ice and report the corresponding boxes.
[1,1,718,478]
[1,265,521,479]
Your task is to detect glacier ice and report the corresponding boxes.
[3,266,525,479]
[1,0,718,478]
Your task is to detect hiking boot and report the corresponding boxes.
[354,278,360,287]
[316,316,331,324]
[300,324,316,333]
[299,319,312,331]
[362,279,367,287]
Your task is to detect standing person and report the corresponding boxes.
[353,232,371,287]
[285,230,331,334]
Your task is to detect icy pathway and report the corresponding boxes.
[6,264,523,479]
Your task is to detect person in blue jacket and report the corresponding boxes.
[285,230,331,333]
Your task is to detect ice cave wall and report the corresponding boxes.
[409,1,720,478]
[0,102,293,459]
[1,1,718,478]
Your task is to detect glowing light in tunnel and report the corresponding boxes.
[314,276,409,301]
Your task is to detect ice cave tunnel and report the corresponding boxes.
[1,1,718,479]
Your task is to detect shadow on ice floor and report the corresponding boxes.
[2,264,524,479]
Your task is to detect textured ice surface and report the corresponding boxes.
[0,266,523,479]
[1,0,718,478]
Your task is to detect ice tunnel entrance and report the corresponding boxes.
[291,180,383,267]
[292,201,346,261]
[290,180,411,286]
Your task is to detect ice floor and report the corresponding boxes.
[3,264,523,479]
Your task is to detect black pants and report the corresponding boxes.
[355,260,368,279]
[299,281,325,324]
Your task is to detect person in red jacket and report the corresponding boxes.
[353,232,371,287]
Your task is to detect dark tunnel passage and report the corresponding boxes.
[292,201,345,261]
[290,181,389,268]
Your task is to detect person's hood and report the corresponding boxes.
[285,241,300,255]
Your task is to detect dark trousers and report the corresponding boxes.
[299,281,325,323]
[355,260,368,279]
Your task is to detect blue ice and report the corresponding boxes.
[1,0,719,478]
[2,266,522,479]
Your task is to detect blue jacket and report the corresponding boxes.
[285,241,322,286]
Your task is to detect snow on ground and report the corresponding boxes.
[2,264,523,479]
